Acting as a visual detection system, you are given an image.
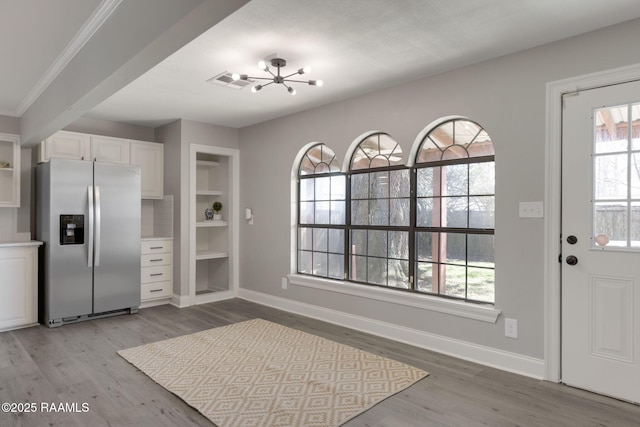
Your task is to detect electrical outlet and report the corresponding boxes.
[505,318,518,339]
[281,277,288,290]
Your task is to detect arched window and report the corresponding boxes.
[414,118,495,303]
[297,144,345,279]
[349,133,410,288]
[294,118,495,305]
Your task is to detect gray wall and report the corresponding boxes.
[156,119,239,296]
[238,19,640,359]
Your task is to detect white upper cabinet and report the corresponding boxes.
[130,140,164,199]
[90,135,130,164]
[0,133,20,208]
[39,131,164,199]
[39,130,90,162]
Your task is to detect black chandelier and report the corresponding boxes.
[232,57,323,95]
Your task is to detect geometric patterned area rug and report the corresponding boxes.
[118,318,428,427]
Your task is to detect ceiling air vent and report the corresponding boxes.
[207,71,253,89]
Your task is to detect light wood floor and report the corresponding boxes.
[1,298,639,426]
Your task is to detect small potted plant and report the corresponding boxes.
[212,201,223,221]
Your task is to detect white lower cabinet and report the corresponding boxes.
[140,239,173,306]
[0,242,42,331]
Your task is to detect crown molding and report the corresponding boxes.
[15,0,123,116]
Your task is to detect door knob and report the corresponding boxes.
[567,235,578,244]
[566,255,578,265]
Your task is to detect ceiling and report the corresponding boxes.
[4,0,640,130]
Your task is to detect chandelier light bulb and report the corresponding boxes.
[251,85,263,93]
[288,87,296,95]
[258,60,267,71]
[231,73,240,81]
[315,80,323,87]
[298,65,312,75]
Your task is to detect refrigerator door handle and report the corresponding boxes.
[88,186,94,267]
[95,186,101,267]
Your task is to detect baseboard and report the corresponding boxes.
[238,288,545,380]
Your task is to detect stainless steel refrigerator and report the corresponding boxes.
[36,158,141,327]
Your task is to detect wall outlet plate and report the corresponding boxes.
[505,318,518,338]
[519,201,544,218]
[281,277,288,290]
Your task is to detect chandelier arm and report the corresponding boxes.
[244,76,274,81]
[282,71,300,80]
[260,81,276,88]
[283,79,313,84]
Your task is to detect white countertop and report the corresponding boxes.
[141,236,173,241]
[0,240,43,248]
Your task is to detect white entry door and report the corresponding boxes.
[562,80,640,403]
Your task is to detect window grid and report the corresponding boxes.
[296,120,495,304]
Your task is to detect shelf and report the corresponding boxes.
[196,221,228,227]
[196,160,220,167]
[0,168,13,172]
[196,250,229,260]
[196,190,223,196]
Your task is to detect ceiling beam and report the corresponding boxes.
[19,0,249,147]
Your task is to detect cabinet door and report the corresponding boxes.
[90,136,130,164]
[0,246,37,331]
[131,141,164,199]
[0,135,20,208]
[43,131,91,161]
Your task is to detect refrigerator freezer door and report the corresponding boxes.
[39,159,94,321]
[93,162,141,312]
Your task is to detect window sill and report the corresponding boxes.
[287,274,501,323]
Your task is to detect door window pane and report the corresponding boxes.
[594,105,629,154]
[594,202,627,247]
[594,154,628,199]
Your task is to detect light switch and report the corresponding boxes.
[519,201,544,218]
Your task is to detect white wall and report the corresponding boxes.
[238,18,640,361]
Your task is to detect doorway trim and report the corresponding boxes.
[544,63,640,382]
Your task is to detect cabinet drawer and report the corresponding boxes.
[141,253,172,267]
[141,265,172,284]
[141,240,173,254]
[141,281,172,300]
